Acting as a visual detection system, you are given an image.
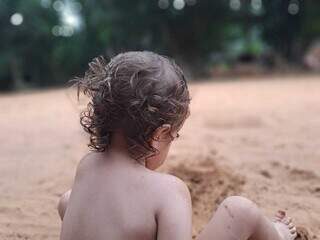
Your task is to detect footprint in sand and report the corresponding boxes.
[168,158,245,216]
[168,158,245,237]
[206,115,264,130]
[289,168,319,181]
[270,161,320,197]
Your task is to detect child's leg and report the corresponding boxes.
[57,189,71,220]
[197,196,297,240]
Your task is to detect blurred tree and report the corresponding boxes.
[0,0,58,89]
[301,1,320,48]
[262,0,303,62]
[0,0,319,90]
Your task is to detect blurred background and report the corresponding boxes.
[1,0,320,91]
[1,1,320,239]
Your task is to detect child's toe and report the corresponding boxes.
[291,231,297,240]
[275,210,286,221]
[290,227,296,234]
[276,210,286,218]
[281,217,291,225]
[273,212,298,240]
[288,223,294,229]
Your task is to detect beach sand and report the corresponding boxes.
[0,76,319,239]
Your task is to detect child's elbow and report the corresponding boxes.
[57,190,71,221]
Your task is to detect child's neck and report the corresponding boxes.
[107,132,146,167]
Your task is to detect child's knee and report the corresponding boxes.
[220,196,260,226]
[222,196,257,209]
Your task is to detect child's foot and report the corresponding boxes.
[273,210,297,240]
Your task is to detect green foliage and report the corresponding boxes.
[0,0,319,90]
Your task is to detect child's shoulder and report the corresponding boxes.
[147,171,190,199]
[147,171,192,220]
[153,172,186,187]
[74,152,100,179]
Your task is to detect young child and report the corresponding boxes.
[58,51,297,240]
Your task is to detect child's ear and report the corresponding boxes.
[152,124,172,141]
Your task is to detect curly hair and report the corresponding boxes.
[74,51,190,160]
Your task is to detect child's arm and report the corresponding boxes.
[57,155,89,220]
[57,155,88,220]
[57,189,72,220]
[156,177,192,240]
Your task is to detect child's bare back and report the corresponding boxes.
[58,51,298,240]
[60,152,191,240]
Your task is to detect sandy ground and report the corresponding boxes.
[0,75,319,239]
